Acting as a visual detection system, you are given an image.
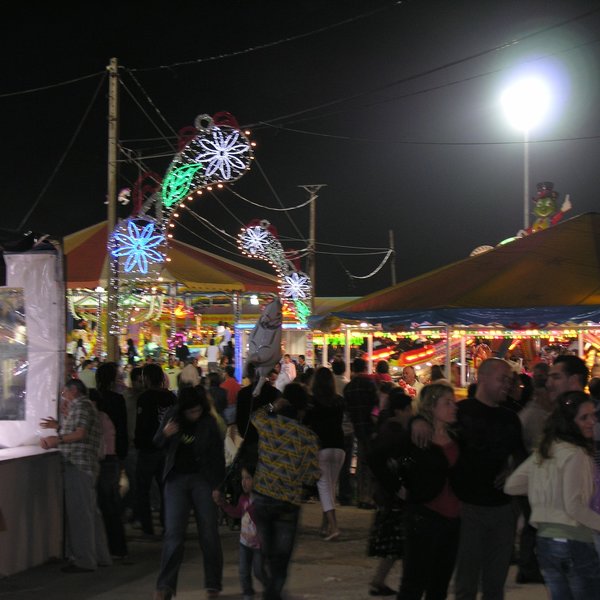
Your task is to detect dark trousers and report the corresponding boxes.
[516,496,541,579]
[337,433,355,504]
[156,472,223,593]
[356,435,374,505]
[253,492,300,600]
[97,456,128,556]
[239,542,266,596]
[454,502,516,600]
[398,505,460,600]
[135,449,165,535]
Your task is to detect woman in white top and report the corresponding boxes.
[505,390,600,599]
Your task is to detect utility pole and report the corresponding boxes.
[389,229,397,286]
[298,184,326,313]
[106,57,120,362]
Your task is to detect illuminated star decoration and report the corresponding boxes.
[238,220,312,323]
[162,114,253,216]
[238,224,287,273]
[110,216,165,274]
[193,127,250,181]
[280,271,311,301]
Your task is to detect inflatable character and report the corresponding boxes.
[529,181,571,233]
[247,299,282,397]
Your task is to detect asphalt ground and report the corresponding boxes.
[0,501,548,600]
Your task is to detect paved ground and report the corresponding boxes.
[0,502,548,600]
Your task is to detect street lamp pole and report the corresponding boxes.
[501,76,551,232]
[523,129,530,231]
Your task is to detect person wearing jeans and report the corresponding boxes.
[153,386,225,600]
[506,388,600,600]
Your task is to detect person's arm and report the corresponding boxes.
[503,453,532,496]
[153,408,177,448]
[562,451,600,531]
[40,426,87,449]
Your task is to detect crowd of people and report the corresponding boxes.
[39,346,600,600]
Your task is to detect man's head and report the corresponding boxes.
[142,363,166,389]
[298,354,306,365]
[402,365,417,385]
[62,378,88,411]
[225,365,235,378]
[475,358,513,406]
[352,357,367,375]
[547,355,588,401]
[532,362,549,389]
[331,359,346,376]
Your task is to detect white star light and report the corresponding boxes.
[280,271,312,301]
[194,127,249,181]
[239,226,273,256]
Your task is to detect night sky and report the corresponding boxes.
[3,0,600,298]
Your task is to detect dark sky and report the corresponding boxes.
[3,0,600,297]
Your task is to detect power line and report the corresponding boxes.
[246,7,600,128]
[128,2,401,73]
[17,72,108,231]
[259,122,600,146]
[0,71,103,99]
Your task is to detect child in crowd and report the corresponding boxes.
[215,464,265,600]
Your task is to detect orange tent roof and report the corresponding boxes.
[333,212,600,313]
[64,221,279,293]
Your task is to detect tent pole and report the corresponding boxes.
[367,332,373,374]
[322,334,328,367]
[445,326,452,384]
[460,334,467,388]
[344,327,351,380]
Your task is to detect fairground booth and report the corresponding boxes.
[309,213,600,386]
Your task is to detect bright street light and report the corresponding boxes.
[501,77,552,230]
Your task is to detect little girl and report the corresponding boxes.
[216,464,265,600]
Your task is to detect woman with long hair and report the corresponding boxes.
[396,382,461,600]
[505,390,600,598]
[305,366,346,541]
[153,385,225,600]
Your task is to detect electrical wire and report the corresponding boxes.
[246,7,600,128]
[17,72,108,231]
[128,2,401,73]
[254,158,308,243]
[125,69,179,140]
[345,249,394,279]
[259,35,600,129]
[0,71,104,99]
[259,122,600,146]
[226,186,314,211]
[119,77,176,150]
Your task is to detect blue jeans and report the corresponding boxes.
[253,492,300,600]
[156,472,223,594]
[239,542,265,596]
[536,536,600,599]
